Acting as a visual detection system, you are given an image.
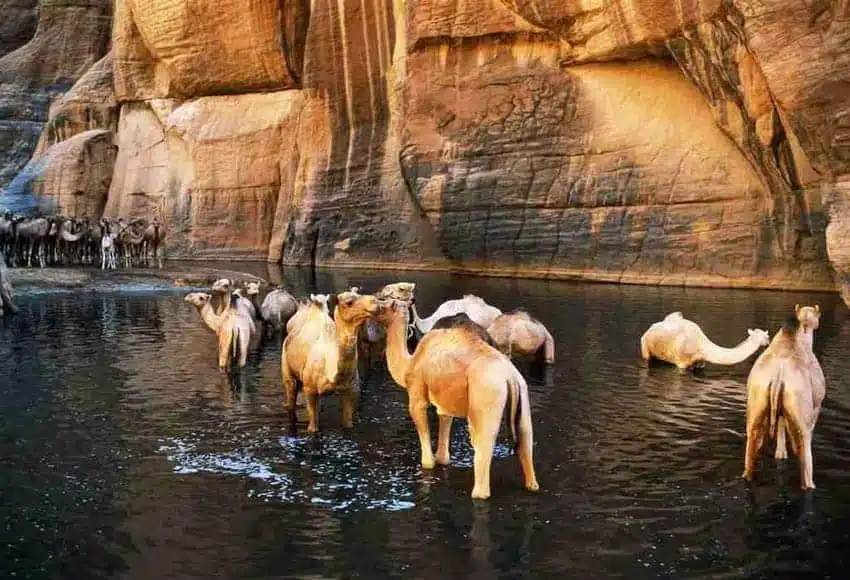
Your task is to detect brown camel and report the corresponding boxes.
[487,309,555,364]
[281,289,379,432]
[286,293,330,334]
[742,305,825,490]
[375,299,538,500]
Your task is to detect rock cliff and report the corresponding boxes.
[1,0,848,292]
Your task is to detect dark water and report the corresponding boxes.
[3,265,850,579]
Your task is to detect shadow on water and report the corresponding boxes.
[2,267,850,578]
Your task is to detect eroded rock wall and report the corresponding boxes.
[1,0,848,292]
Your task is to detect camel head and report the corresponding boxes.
[746,328,770,346]
[211,278,232,293]
[376,282,416,304]
[374,298,409,326]
[184,292,212,309]
[244,281,261,297]
[334,290,379,325]
[795,304,821,330]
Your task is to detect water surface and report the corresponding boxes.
[2,267,850,579]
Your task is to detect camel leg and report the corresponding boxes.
[281,345,297,414]
[775,417,788,460]
[239,331,249,368]
[339,387,357,428]
[742,387,769,481]
[543,329,555,364]
[468,412,499,500]
[784,408,816,490]
[640,335,650,363]
[517,386,539,492]
[216,327,232,372]
[408,384,435,469]
[305,389,320,433]
[436,415,453,465]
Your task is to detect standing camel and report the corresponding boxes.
[280,289,379,432]
[0,253,16,317]
[742,305,825,490]
[640,312,770,371]
[286,294,330,334]
[375,299,538,500]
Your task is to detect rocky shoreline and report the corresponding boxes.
[4,264,265,292]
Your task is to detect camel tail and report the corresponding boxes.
[769,364,785,438]
[506,366,524,450]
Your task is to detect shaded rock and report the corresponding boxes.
[30,129,116,217]
[0,0,38,58]
[0,0,111,189]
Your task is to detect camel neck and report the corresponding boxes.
[199,301,227,331]
[384,311,412,389]
[331,310,362,383]
[701,335,762,365]
[410,303,432,333]
[797,326,815,350]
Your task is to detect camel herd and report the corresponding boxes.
[182,277,826,499]
[0,212,162,270]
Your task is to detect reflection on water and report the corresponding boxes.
[2,267,850,578]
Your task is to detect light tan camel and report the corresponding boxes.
[281,289,379,432]
[640,312,770,370]
[286,293,330,334]
[411,294,503,334]
[359,282,417,373]
[487,310,555,363]
[742,305,825,490]
[184,291,255,370]
[211,278,233,314]
[376,299,538,500]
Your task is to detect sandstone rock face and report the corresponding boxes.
[113,0,310,100]
[31,129,116,217]
[2,0,849,293]
[0,0,38,58]
[0,0,111,190]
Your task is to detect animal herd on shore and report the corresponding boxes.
[0,212,162,270]
[183,278,826,500]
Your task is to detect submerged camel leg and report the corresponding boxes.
[742,388,769,481]
[238,332,249,368]
[775,417,788,460]
[217,327,232,372]
[339,387,357,428]
[543,329,555,364]
[785,409,816,490]
[281,346,297,414]
[305,389,320,433]
[436,415,453,465]
[517,388,539,492]
[408,382,435,469]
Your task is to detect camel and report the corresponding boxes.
[211,278,233,314]
[640,312,770,371]
[15,216,51,268]
[100,219,119,270]
[286,293,330,334]
[280,289,379,432]
[375,299,538,500]
[141,217,162,267]
[243,281,298,337]
[742,305,825,490]
[411,294,503,335]
[487,310,555,364]
[358,282,417,376]
[184,291,254,370]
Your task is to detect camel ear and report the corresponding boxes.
[795,304,801,314]
[815,304,820,314]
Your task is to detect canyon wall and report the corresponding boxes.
[1,0,848,291]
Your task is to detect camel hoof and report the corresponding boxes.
[525,480,540,492]
[741,471,754,482]
[421,458,436,470]
[801,483,816,491]
[307,424,319,433]
[435,453,451,466]
[775,451,788,461]
[470,488,490,500]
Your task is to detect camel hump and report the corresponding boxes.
[431,313,496,347]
